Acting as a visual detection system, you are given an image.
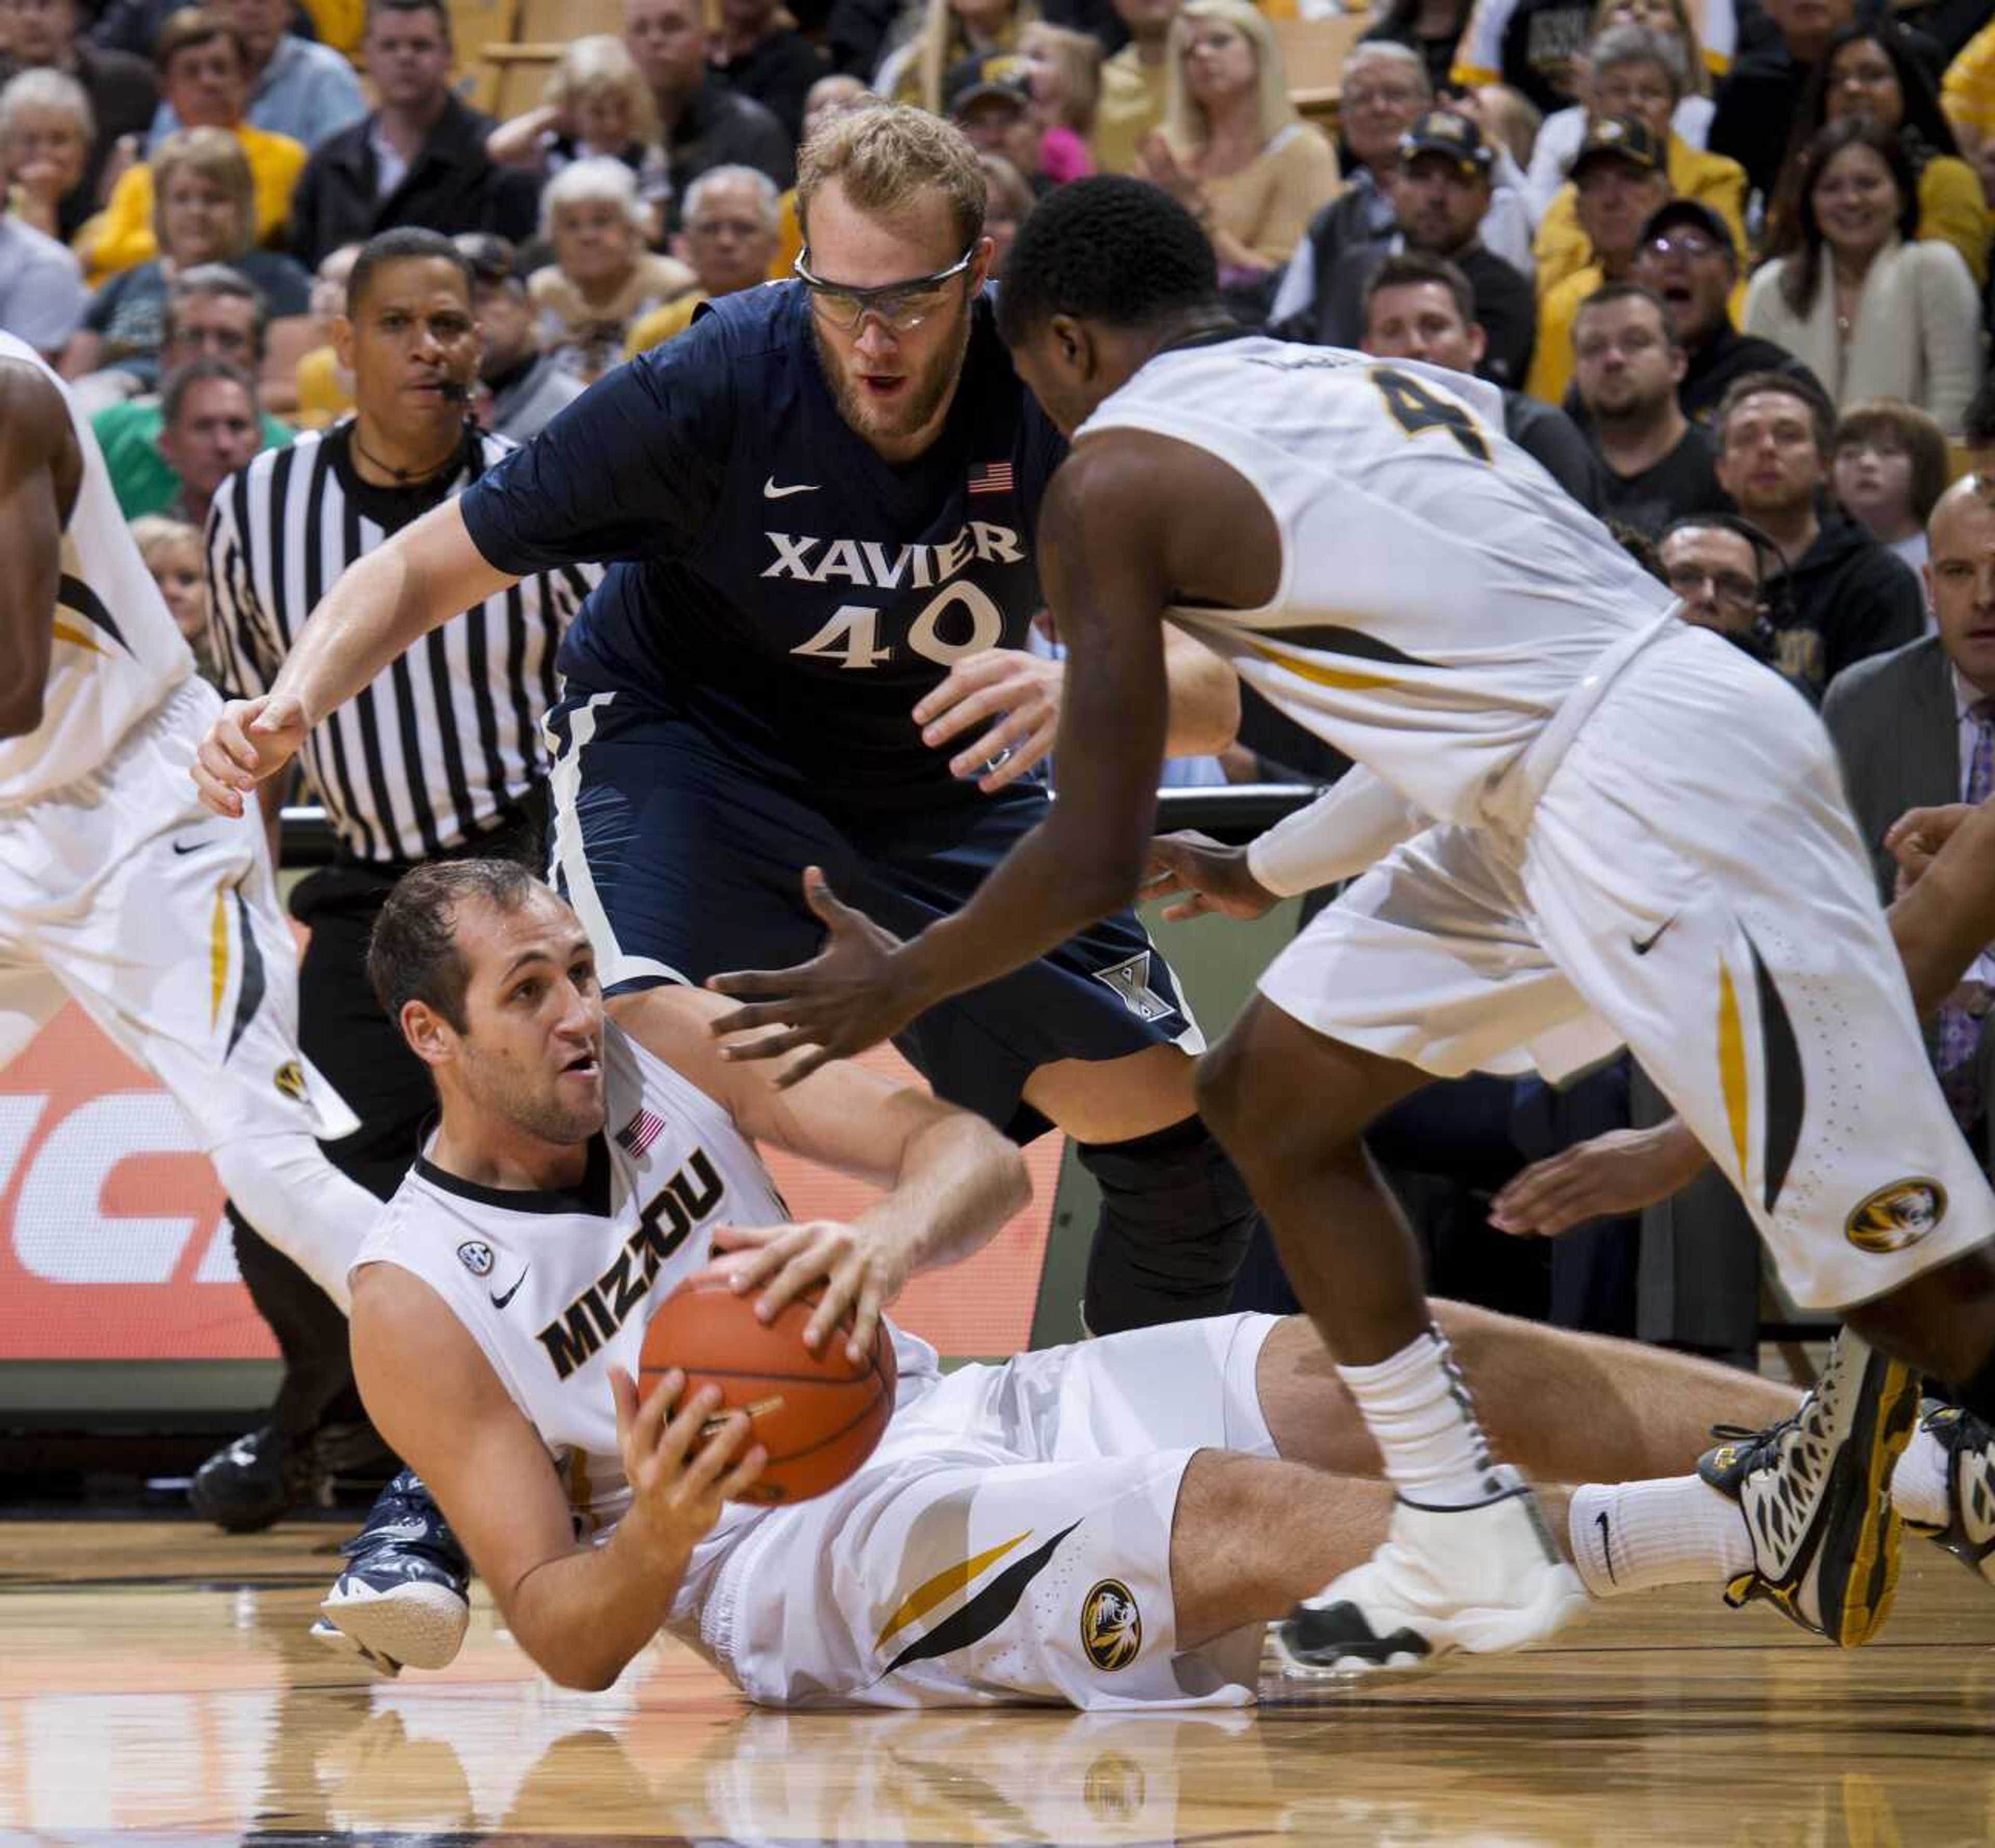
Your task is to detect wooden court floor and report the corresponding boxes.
[1,1517,1992,1847]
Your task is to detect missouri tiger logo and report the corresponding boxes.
[272,1060,307,1103]
[1845,1178,1947,1254]
[1080,1578,1141,1672]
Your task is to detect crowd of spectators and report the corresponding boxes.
[3,0,1992,1362]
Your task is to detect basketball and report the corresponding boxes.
[638,1273,897,1505]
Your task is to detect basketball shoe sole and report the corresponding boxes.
[1272,1465,1590,1678]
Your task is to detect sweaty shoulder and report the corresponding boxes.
[0,356,81,515]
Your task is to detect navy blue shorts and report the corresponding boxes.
[545,692,1201,1140]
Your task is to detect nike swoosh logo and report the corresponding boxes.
[1596,1509,1617,1584]
[1631,915,1678,956]
[172,839,210,855]
[367,1518,432,1544]
[490,1269,528,1309]
[763,477,818,499]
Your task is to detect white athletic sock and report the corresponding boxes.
[1567,1477,1754,1600]
[1891,1426,1950,1530]
[1336,1326,1503,1508]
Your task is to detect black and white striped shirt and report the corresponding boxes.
[206,423,589,867]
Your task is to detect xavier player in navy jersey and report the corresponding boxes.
[192,105,1251,1338]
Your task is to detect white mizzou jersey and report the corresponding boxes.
[352,1022,940,1629]
[1075,340,1679,831]
[0,331,189,805]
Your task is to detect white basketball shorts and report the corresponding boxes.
[1257,622,1994,1310]
[696,1311,1282,1710]
[0,675,356,1149]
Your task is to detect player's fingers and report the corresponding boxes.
[631,1365,685,1460]
[799,1264,860,1350]
[746,1227,828,1313]
[718,1443,768,1504]
[705,971,800,1007]
[609,1364,641,1448]
[801,868,860,932]
[923,679,1014,749]
[954,705,1046,782]
[659,1382,725,1468]
[773,1044,839,1090]
[190,759,247,819]
[720,1024,826,1063]
[845,1277,885,1365]
[683,1410,755,1493]
[910,651,1007,727]
[1159,894,1215,923]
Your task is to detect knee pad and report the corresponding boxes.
[1079,1115,1259,1336]
[212,1132,381,1315]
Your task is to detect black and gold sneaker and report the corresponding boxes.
[1697,1328,1919,1648]
[1907,1403,1995,1586]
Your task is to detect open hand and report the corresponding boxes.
[711,1220,909,1365]
[1137,830,1277,922]
[706,868,917,1086]
[1488,1123,1707,1238]
[191,693,310,818]
[912,647,1061,793]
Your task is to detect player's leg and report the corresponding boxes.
[1191,824,1601,1669]
[1519,633,1986,1641]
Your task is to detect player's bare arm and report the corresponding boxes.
[1495,795,1995,1237]
[914,625,1240,794]
[350,1261,762,1692]
[612,985,1030,1362]
[0,358,81,739]
[191,499,518,816]
[708,430,1274,1079]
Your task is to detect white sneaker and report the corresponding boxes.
[1272,1466,1589,1678]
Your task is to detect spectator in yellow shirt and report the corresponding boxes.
[1092,0,1177,175]
[625,162,780,357]
[1526,113,1670,401]
[1767,21,1988,289]
[1940,15,1995,198]
[80,10,303,285]
[1532,24,1743,299]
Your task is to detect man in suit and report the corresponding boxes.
[1822,475,1993,1168]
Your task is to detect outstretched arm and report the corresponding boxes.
[191,499,519,816]
[0,359,80,739]
[708,436,1182,1079]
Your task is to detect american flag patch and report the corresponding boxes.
[616,1108,666,1157]
[968,461,1014,496]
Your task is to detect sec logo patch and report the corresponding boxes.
[457,1241,495,1277]
[1845,1179,1946,1254]
[1080,1578,1141,1672]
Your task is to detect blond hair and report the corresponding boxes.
[1162,0,1296,156]
[900,0,1038,117]
[1019,20,1101,135]
[131,514,203,569]
[544,33,658,140]
[796,101,986,253]
[150,125,254,256]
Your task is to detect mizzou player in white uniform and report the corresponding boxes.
[0,332,379,1306]
[701,181,1995,1676]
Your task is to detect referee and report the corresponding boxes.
[196,228,588,1529]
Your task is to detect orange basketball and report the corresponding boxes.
[638,1274,897,1505]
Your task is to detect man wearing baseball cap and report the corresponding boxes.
[1625,198,1825,427]
[1523,115,1670,404]
[1273,109,1534,387]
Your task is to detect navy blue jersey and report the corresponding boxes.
[459,283,1068,813]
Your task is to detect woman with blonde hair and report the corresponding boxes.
[0,68,97,244]
[1136,0,1337,284]
[1018,21,1100,181]
[528,157,694,383]
[880,0,1038,117]
[488,35,670,231]
[60,125,307,387]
